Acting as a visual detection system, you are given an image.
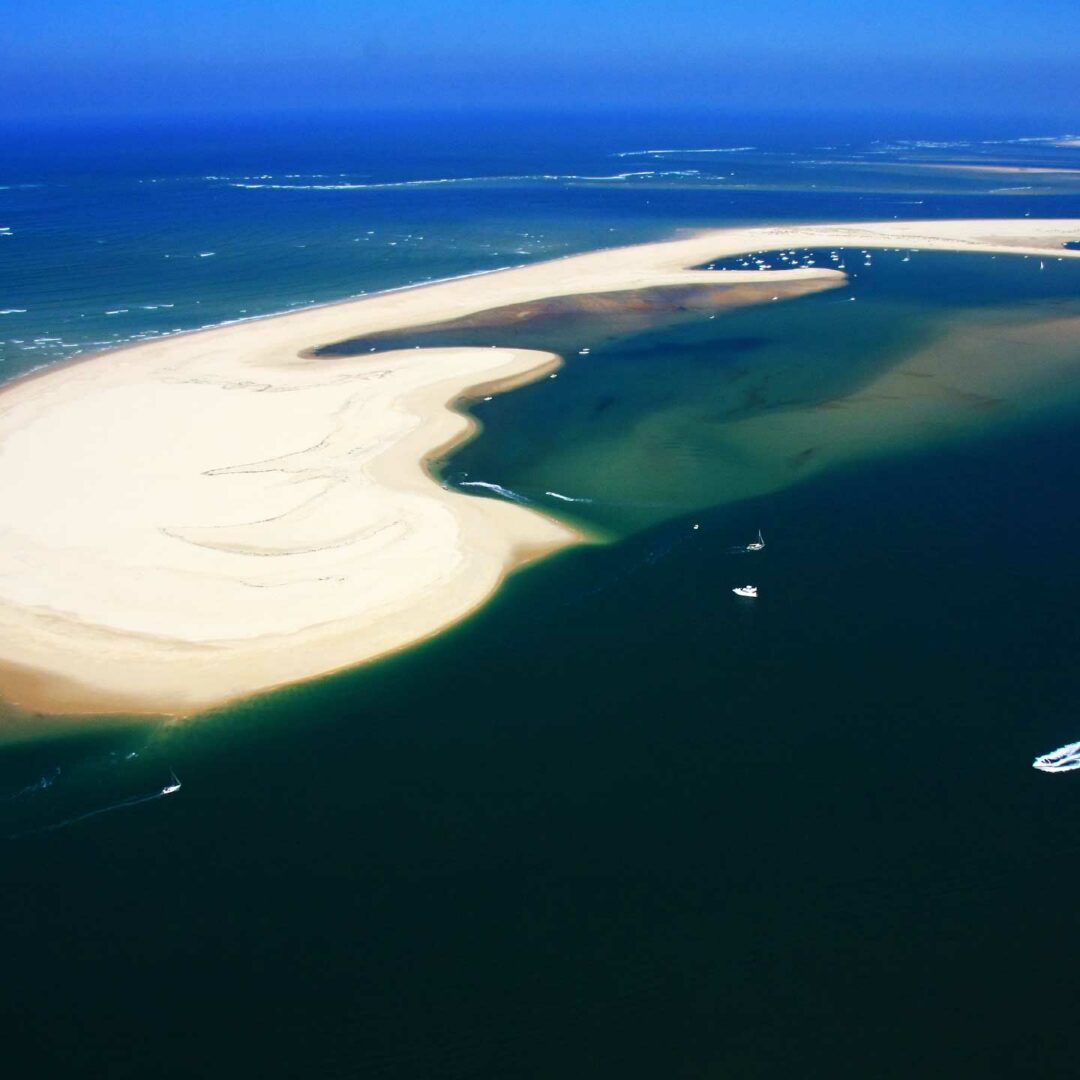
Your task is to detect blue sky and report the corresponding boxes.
[3,0,1078,119]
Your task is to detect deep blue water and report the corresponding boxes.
[3,111,1080,1078]
[4,110,1080,377]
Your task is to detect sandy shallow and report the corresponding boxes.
[914,164,1080,175]
[1,218,1078,717]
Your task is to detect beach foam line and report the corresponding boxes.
[225,171,704,192]
[0,218,1078,718]
[612,147,757,157]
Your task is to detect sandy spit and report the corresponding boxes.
[0,218,1078,717]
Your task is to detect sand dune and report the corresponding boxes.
[0,219,1077,716]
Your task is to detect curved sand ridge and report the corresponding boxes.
[1,219,1078,717]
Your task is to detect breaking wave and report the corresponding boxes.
[612,146,756,157]
[222,170,709,192]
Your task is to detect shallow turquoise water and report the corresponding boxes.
[450,248,1080,533]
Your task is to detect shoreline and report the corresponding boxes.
[1,218,1078,719]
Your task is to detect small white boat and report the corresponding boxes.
[578,348,591,355]
[733,585,758,598]
[162,771,182,796]
[746,530,765,552]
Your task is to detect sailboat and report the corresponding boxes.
[746,530,765,552]
[161,771,182,796]
[733,585,758,598]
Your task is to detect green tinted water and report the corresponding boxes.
[5,244,1080,1079]
[443,249,1080,533]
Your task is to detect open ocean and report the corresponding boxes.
[4,110,1080,1078]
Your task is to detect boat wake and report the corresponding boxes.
[545,491,594,503]
[458,480,529,504]
[5,766,61,801]
[7,771,181,840]
[1033,741,1080,773]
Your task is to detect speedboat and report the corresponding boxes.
[1033,741,1080,773]
[733,585,758,598]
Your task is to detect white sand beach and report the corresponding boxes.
[1,218,1078,716]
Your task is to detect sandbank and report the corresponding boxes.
[913,164,1080,175]
[1,218,1078,717]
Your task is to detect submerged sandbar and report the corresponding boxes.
[0,219,1077,717]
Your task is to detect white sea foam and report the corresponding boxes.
[612,146,756,157]
[225,170,684,192]
[230,175,547,191]
[458,480,528,503]
[1033,741,1080,773]
[877,139,975,150]
[6,265,518,373]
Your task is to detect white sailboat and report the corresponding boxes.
[162,771,182,796]
[733,585,758,598]
[746,530,765,552]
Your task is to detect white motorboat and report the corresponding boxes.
[733,585,758,598]
[1033,741,1080,773]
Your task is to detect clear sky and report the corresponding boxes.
[3,0,1078,121]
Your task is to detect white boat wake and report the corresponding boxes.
[8,771,181,839]
[5,767,61,801]
[545,491,593,503]
[458,480,529,504]
[1033,742,1080,773]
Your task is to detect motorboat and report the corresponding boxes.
[1033,741,1080,773]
